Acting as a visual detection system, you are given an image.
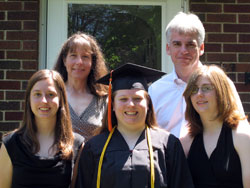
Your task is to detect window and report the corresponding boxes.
[42,0,186,72]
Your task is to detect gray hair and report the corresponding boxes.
[166,12,205,46]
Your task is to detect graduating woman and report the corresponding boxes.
[75,63,194,188]
[0,70,84,188]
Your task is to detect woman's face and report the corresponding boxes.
[30,78,60,123]
[113,89,148,131]
[64,38,92,82]
[190,76,218,119]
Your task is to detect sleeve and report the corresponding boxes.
[166,134,194,188]
[75,142,96,188]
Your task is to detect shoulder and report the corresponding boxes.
[233,122,250,150]
[2,131,17,146]
[150,127,179,148]
[149,73,173,89]
[83,131,109,151]
[73,132,85,147]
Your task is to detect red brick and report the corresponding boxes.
[0,12,4,20]
[224,44,250,52]
[190,4,222,13]
[8,11,38,20]
[24,21,37,30]
[240,93,250,102]
[205,43,221,52]
[207,14,236,23]
[238,0,250,2]
[236,83,250,92]
[23,61,38,70]
[0,2,22,11]
[0,61,20,69]
[0,122,19,132]
[0,21,21,30]
[208,0,235,2]
[0,101,20,110]
[204,23,221,32]
[0,81,20,90]
[0,51,4,59]
[239,54,250,62]
[0,91,3,100]
[235,64,250,72]
[23,41,37,50]
[224,5,250,13]
[222,63,236,72]
[239,15,250,23]
[207,53,236,62]
[7,51,37,60]
[0,31,3,39]
[7,31,37,40]
[24,2,38,10]
[5,112,23,121]
[238,73,245,82]
[22,81,28,90]
[239,34,250,43]
[190,0,206,2]
[0,41,20,49]
[6,70,35,80]
[243,103,250,113]
[208,34,236,42]
[224,24,250,33]
[0,70,3,79]
[6,91,25,100]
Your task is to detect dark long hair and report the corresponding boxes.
[54,32,108,96]
[17,70,74,159]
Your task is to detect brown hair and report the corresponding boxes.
[183,65,245,137]
[96,90,158,134]
[54,32,108,96]
[17,70,74,159]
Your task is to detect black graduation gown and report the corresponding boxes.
[76,127,194,188]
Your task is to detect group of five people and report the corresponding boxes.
[0,11,250,188]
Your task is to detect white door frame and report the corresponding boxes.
[39,0,188,72]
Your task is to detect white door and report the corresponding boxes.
[41,0,187,72]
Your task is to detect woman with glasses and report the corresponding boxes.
[181,65,250,188]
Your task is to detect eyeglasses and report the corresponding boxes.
[191,84,214,95]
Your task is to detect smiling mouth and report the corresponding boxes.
[39,107,50,111]
[125,111,137,116]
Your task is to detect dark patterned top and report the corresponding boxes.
[69,95,107,141]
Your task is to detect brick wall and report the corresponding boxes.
[190,0,250,120]
[0,0,39,140]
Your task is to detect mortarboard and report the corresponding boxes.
[97,63,166,131]
[97,63,166,92]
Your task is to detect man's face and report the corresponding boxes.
[166,31,204,71]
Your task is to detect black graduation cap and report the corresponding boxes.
[97,63,166,92]
[97,63,166,132]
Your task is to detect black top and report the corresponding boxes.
[3,131,84,188]
[76,127,194,188]
[187,124,243,188]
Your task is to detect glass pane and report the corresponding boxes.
[68,4,161,70]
